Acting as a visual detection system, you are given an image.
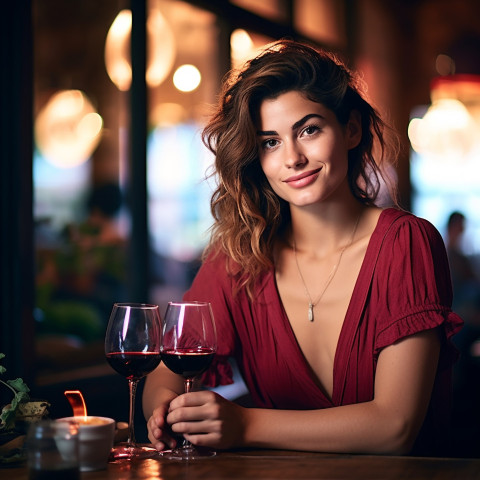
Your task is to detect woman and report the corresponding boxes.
[143,40,462,456]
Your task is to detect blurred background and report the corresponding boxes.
[1,0,479,456]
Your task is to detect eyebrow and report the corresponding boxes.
[256,113,324,136]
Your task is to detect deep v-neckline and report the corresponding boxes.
[271,208,405,405]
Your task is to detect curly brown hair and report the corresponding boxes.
[202,39,398,297]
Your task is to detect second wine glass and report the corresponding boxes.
[105,303,162,461]
[161,301,217,460]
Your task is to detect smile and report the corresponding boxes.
[283,168,322,188]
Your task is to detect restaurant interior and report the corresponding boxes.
[1,0,480,458]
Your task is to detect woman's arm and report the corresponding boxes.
[166,328,440,454]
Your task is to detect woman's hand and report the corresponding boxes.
[166,391,246,450]
[143,363,185,451]
[147,401,178,451]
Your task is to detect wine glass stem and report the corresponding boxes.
[184,378,193,394]
[182,378,194,450]
[127,378,138,446]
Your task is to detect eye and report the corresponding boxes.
[261,138,279,151]
[301,124,321,137]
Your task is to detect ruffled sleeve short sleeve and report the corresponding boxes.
[372,213,463,365]
[182,252,236,386]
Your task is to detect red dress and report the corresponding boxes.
[183,208,463,455]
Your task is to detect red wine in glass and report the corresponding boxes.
[161,301,217,460]
[106,351,161,380]
[161,347,214,379]
[105,303,162,461]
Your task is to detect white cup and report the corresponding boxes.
[57,416,115,471]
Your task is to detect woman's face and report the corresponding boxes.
[256,90,360,208]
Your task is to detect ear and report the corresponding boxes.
[346,110,362,150]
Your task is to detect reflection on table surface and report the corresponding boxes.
[3,448,480,480]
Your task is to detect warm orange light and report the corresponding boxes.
[104,7,176,91]
[408,74,480,160]
[64,390,87,418]
[173,64,201,92]
[35,89,103,168]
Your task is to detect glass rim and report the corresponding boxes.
[113,302,159,309]
[167,301,211,307]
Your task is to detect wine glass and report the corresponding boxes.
[161,301,217,460]
[105,303,162,460]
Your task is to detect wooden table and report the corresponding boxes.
[3,449,480,479]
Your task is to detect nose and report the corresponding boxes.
[284,140,307,168]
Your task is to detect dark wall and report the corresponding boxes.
[0,0,35,396]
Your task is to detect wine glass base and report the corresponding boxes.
[109,442,159,461]
[161,445,216,461]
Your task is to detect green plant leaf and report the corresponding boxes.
[0,353,6,375]
[0,354,32,431]
[10,395,19,411]
[10,391,29,411]
[17,392,30,403]
[0,405,16,430]
[7,378,30,393]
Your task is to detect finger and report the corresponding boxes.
[147,425,177,451]
[167,405,205,425]
[169,391,215,410]
[152,406,169,424]
[169,417,221,435]
[183,431,221,448]
[147,429,165,451]
[147,415,177,451]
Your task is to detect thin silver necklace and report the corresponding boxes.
[293,214,361,322]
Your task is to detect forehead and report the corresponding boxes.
[257,90,330,127]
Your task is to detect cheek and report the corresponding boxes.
[259,158,282,193]
[259,156,274,179]
[323,139,350,171]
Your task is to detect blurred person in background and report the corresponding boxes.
[446,211,480,455]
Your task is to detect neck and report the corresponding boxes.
[291,207,363,321]
[290,203,364,259]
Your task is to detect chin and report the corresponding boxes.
[290,196,323,208]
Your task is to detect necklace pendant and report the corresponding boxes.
[308,303,314,322]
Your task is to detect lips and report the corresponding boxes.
[283,168,322,187]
